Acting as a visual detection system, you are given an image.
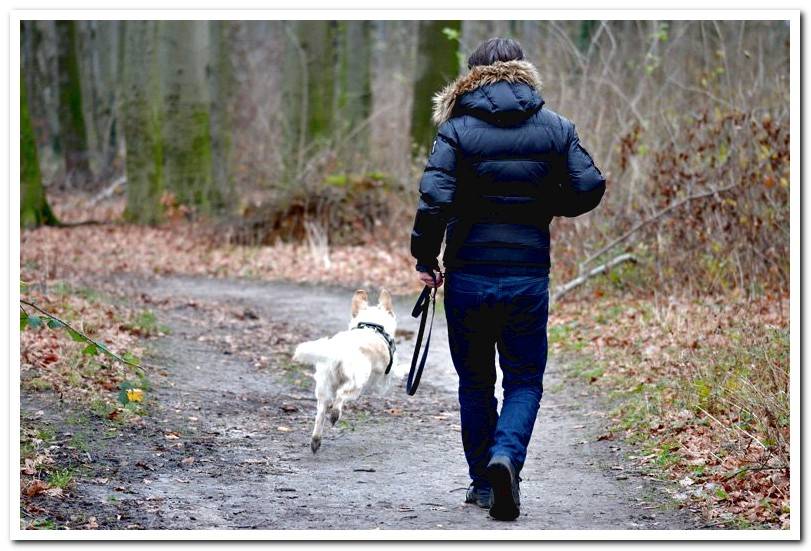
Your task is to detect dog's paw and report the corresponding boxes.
[329,409,341,426]
[311,436,321,454]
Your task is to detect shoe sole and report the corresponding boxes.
[487,463,519,521]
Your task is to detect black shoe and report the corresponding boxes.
[464,484,492,509]
[486,455,520,521]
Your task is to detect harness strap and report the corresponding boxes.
[406,271,439,395]
[354,322,396,374]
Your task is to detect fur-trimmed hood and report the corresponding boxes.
[431,60,544,126]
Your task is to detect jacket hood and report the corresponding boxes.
[431,60,544,126]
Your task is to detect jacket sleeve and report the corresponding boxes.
[555,123,606,217]
[410,121,460,272]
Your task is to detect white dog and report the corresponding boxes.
[293,289,406,453]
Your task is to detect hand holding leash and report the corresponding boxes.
[417,270,444,288]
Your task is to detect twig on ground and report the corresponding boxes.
[696,406,768,451]
[20,299,153,372]
[87,175,126,207]
[722,464,788,481]
[553,253,637,301]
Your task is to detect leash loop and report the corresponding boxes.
[406,270,441,395]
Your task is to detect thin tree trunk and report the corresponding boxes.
[300,20,337,144]
[335,21,372,135]
[121,21,164,224]
[21,21,49,150]
[158,21,217,213]
[21,69,57,228]
[208,20,235,211]
[411,20,461,152]
[55,20,93,187]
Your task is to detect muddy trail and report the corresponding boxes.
[21,275,706,530]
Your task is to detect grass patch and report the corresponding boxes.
[36,426,56,444]
[25,377,52,391]
[28,518,56,530]
[68,433,91,454]
[122,309,169,337]
[46,468,74,489]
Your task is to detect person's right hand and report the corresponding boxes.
[417,271,444,288]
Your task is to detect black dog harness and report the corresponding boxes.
[353,322,396,374]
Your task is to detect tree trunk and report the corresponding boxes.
[208,20,235,210]
[78,20,121,179]
[335,21,372,134]
[411,20,460,153]
[55,20,93,187]
[121,21,164,224]
[158,21,217,213]
[21,21,49,150]
[518,21,543,66]
[369,20,418,185]
[281,20,337,179]
[21,69,57,228]
[301,21,337,145]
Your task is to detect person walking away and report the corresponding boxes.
[410,37,606,521]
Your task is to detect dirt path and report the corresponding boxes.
[22,275,706,530]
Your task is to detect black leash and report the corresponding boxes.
[406,270,441,395]
[354,322,396,374]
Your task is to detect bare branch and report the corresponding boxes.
[20,299,153,372]
[553,253,637,302]
[578,182,739,274]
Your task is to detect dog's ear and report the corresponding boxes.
[351,290,368,317]
[378,288,394,315]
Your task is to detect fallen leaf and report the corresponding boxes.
[23,480,50,497]
[126,388,144,402]
[21,459,36,475]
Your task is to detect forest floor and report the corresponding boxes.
[20,273,705,530]
[19,220,789,531]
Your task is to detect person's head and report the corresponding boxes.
[467,37,525,69]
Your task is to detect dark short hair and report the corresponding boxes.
[467,37,524,69]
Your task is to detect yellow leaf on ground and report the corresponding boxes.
[126,388,144,402]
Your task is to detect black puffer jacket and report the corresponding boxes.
[410,60,606,274]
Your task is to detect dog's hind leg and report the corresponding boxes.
[331,380,363,427]
[311,361,337,454]
[329,398,343,426]
[311,403,329,453]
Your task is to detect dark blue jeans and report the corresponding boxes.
[444,270,549,488]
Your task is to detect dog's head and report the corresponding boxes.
[349,289,396,336]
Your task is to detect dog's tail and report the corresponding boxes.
[292,338,334,366]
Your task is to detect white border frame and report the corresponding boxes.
[7,8,801,542]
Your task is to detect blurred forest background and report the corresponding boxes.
[20,20,791,529]
[21,20,789,294]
